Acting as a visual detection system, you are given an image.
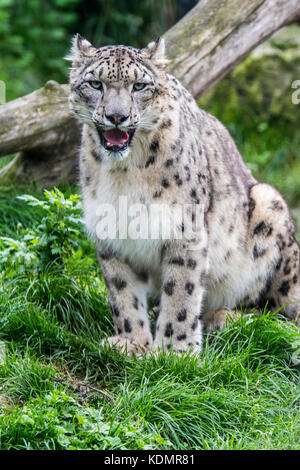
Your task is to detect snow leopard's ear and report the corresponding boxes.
[66,34,97,66]
[141,38,168,68]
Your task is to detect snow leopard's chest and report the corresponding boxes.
[83,168,186,275]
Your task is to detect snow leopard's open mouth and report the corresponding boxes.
[97,127,135,152]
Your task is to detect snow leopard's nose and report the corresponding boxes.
[105,113,129,126]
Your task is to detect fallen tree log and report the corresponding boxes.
[0,81,81,186]
[165,0,300,98]
[0,0,299,187]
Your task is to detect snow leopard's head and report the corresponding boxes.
[68,34,168,161]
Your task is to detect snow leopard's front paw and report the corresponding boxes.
[101,335,150,357]
[152,336,202,355]
[201,309,241,333]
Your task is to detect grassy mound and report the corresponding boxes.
[0,187,299,450]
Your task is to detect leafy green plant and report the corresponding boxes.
[0,388,171,450]
[0,188,82,275]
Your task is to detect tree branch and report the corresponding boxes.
[165,0,300,98]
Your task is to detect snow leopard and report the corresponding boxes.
[68,34,300,354]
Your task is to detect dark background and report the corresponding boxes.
[0,0,196,101]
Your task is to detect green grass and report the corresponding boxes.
[0,187,299,450]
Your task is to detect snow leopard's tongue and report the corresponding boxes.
[104,129,129,146]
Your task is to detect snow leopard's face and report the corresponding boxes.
[68,35,167,160]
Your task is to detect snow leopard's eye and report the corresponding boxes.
[133,82,146,92]
[89,80,103,90]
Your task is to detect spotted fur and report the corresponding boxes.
[68,35,300,354]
